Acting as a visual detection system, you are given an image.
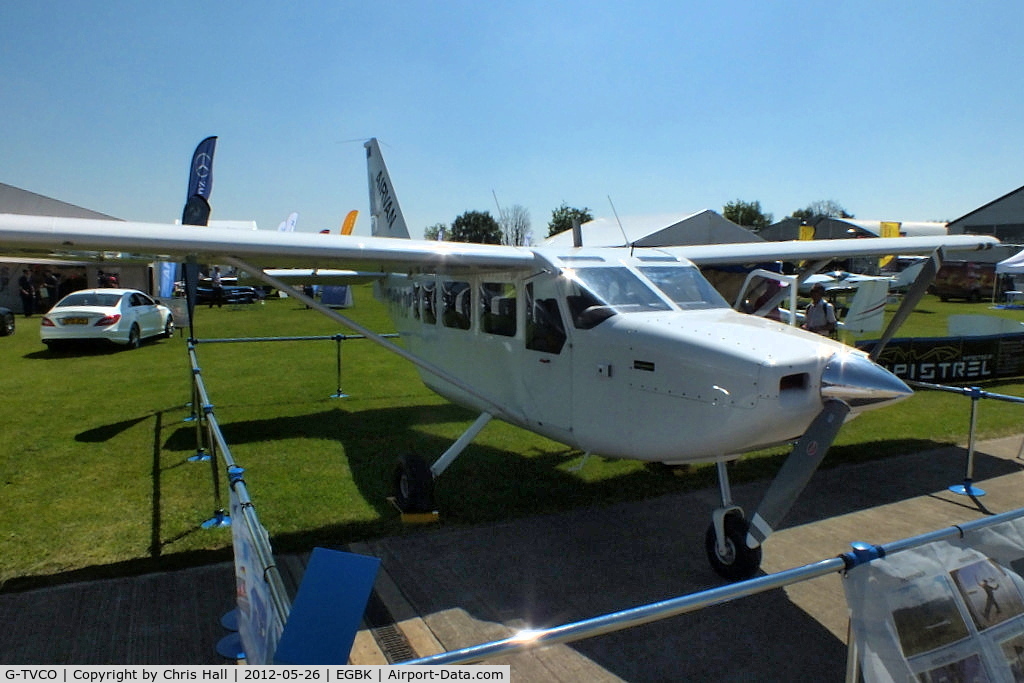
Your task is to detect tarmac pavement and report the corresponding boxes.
[3,435,1024,680]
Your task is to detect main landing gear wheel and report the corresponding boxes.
[705,513,762,582]
[393,454,435,513]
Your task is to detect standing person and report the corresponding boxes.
[43,271,59,310]
[211,266,224,308]
[17,269,35,317]
[803,283,836,336]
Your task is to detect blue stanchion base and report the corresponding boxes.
[216,632,245,661]
[220,609,239,631]
[330,392,350,399]
[949,483,987,497]
[201,513,232,529]
[188,452,211,462]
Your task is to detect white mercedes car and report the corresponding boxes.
[41,288,174,350]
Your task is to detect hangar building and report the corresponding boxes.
[544,209,760,247]
[947,184,1024,244]
[0,183,152,313]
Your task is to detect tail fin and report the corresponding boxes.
[365,138,410,239]
[840,279,889,334]
[340,209,358,235]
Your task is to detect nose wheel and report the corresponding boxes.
[705,512,762,581]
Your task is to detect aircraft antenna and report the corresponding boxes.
[608,196,631,253]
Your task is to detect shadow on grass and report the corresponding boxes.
[21,402,1019,597]
[23,337,170,359]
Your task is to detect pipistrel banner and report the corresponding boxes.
[846,517,1024,681]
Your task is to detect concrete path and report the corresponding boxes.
[2,435,1023,680]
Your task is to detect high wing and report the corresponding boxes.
[0,213,998,274]
[0,214,536,273]
[664,234,998,266]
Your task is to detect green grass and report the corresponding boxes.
[2,289,1024,589]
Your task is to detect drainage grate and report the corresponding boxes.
[364,589,418,663]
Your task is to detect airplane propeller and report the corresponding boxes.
[744,399,850,549]
[741,350,912,554]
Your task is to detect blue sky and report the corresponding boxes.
[3,2,1022,238]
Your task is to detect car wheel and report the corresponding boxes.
[127,324,141,350]
[163,315,174,338]
[0,312,14,337]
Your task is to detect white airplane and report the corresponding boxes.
[0,140,1000,580]
[737,270,890,334]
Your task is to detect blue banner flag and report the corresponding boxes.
[186,136,217,201]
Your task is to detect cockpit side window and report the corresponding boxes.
[639,265,730,310]
[525,280,566,353]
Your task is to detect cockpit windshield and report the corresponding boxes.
[564,266,670,328]
[568,267,671,311]
[563,264,729,329]
[639,265,730,310]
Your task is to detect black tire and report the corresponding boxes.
[127,324,141,350]
[392,454,436,513]
[163,315,174,338]
[0,312,14,337]
[705,513,762,582]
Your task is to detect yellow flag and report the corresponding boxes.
[879,221,901,267]
[340,210,359,235]
[799,225,815,241]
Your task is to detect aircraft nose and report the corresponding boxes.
[820,352,912,409]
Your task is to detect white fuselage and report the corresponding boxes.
[376,248,897,464]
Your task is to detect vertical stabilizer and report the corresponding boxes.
[840,279,889,334]
[365,138,410,239]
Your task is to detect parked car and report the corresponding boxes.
[0,307,13,336]
[930,261,997,302]
[195,284,262,305]
[40,288,174,349]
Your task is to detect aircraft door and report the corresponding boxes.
[520,276,572,434]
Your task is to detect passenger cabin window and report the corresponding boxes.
[441,280,471,330]
[525,281,566,354]
[639,265,730,310]
[420,280,437,324]
[480,282,516,336]
[564,267,670,329]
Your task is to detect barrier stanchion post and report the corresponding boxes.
[949,386,986,498]
[201,405,231,528]
[187,359,209,461]
[184,369,199,423]
[331,334,349,399]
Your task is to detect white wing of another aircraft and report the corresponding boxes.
[0,139,1000,581]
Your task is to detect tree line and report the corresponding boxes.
[723,199,853,231]
[424,199,852,244]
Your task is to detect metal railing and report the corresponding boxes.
[407,506,1024,667]
[187,341,292,632]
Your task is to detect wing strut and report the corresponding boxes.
[223,257,526,425]
[869,247,944,361]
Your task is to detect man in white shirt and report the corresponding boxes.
[803,283,836,335]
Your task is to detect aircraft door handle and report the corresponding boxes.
[539,358,551,364]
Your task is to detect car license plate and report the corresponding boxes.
[63,317,89,325]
